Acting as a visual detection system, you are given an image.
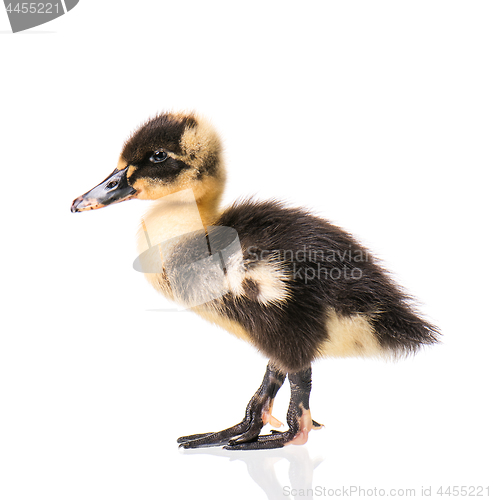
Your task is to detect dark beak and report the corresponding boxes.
[71,166,137,213]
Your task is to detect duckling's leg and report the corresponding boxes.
[178,362,285,449]
[224,365,319,450]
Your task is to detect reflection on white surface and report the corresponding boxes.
[181,446,324,500]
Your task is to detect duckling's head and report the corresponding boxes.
[71,112,225,216]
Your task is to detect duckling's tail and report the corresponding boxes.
[373,300,440,356]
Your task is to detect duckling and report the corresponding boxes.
[71,112,439,450]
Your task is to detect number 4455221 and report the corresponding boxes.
[5,3,60,14]
[437,486,490,496]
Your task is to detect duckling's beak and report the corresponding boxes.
[71,166,137,213]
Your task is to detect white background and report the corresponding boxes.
[1,2,492,499]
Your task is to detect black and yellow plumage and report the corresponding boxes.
[71,112,439,450]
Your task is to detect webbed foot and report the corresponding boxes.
[178,363,285,449]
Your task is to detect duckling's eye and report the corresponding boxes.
[150,151,168,163]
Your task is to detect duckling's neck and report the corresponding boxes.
[196,191,222,227]
[136,188,221,253]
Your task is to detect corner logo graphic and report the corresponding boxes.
[3,0,78,33]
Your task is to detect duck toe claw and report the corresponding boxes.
[177,432,214,444]
[178,420,255,449]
